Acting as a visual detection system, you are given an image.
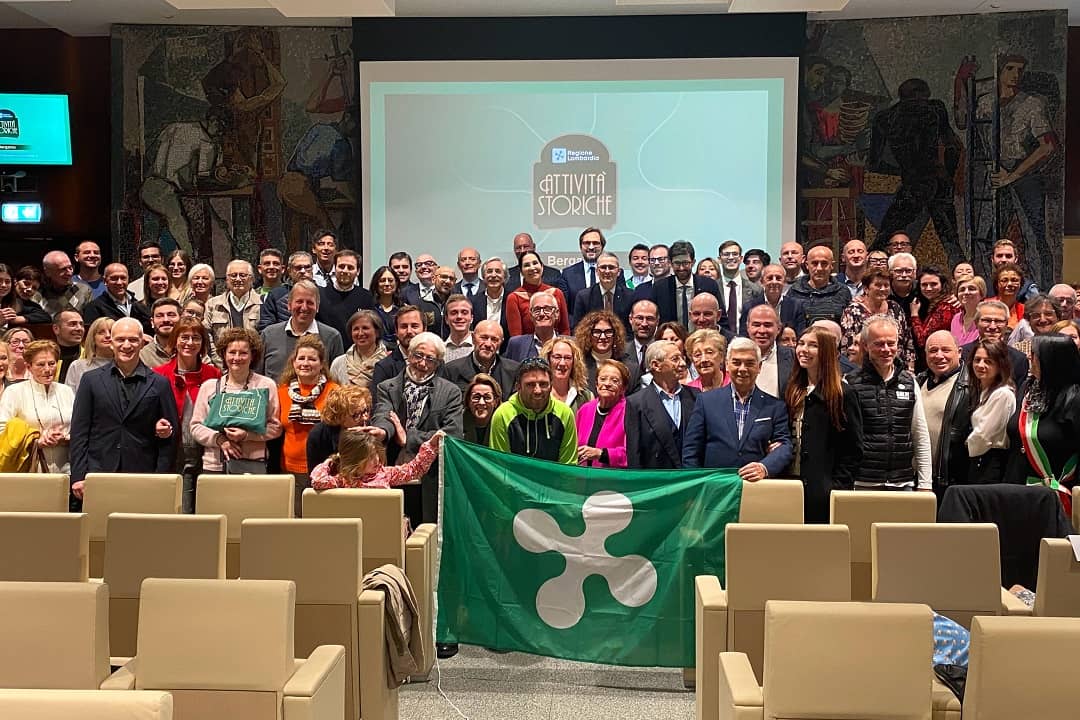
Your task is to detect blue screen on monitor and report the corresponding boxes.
[0,93,72,166]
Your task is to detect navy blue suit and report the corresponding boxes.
[557,261,626,318]
[504,334,543,362]
[69,363,179,485]
[682,385,793,476]
[633,274,724,327]
[625,384,700,469]
[739,296,808,337]
[572,283,634,330]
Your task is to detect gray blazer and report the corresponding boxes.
[258,321,344,383]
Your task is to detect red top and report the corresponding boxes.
[153,358,221,413]
[504,282,570,337]
[909,300,960,350]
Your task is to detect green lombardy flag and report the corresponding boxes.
[436,436,742,667]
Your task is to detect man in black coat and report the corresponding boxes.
[82,263,152,334]
[571,251,634,331]
[625,340,699,469]
[316,249,374,339]
[439,319,520,397]
[69,317,179,500]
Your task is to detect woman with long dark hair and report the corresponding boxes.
[1005,334,1080,516]
[504,251,569,337]
[0,264,49,329]
[784,327,863,522]
[909,266,958,350]
[965,339,1015,485]
[369,265,400,343]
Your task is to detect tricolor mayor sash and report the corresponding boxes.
[1019,406,1075,517]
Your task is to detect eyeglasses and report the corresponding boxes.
[648,257,669,265]
[719,251,742,259]
[416,260,438,268]
[410,351,438,364]
[176,335,202,345]
[581,241,603,248]
[352,407,371,420]
[891,268,915,276]
[591,329,615,338]
[8,338,28,347]
[531,306,557,316]
[469,394,495,404]
[291,264,313,271]
[597,265,619,272]
[630,314,657,323]
[227,273,251,280]
[978,318,1008,326]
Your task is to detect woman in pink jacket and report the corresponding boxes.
[574,359,628,468]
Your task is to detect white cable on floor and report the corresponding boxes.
[434,655,470,720]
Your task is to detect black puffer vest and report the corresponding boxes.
[847,358,916,485]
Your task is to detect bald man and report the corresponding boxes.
[786,245,852,325]
[917,330,971,495]
[689,292,721,333]
[40,250,92,316]
[69,316,178,502]
[1048,283,1078,321]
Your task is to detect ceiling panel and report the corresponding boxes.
[1,0,1077,35]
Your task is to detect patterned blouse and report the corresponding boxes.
[310,432,440,490]
[910,300,959,350]
[840,299,916,369]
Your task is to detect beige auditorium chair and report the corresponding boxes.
[933,616,1080,720]
[302,487,436,677]
[738,479,804,524]
[830,490,937,601]
[695,524,851,720]
[0,581,109,690]
[103,578,346,720]
[82,473,182,577]
[102,513,227,658]
[871,523,1029,628]
[0,689,173,720]
[0,473,69,511]
[0,512,88,581]
[241,518,396,720]
[195,473,294,578]
[1032,537,1080,618]
[716,600,934,720]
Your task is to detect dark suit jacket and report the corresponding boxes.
[82,292,152,334]
[739,295,807,337]
[557,261,626,317]
[625,383,700,468]
[682,385,793,476]
[440,353,520,399]
[504,334,543,362]
[506,264,561,293]
[717,272,763,330]
[572,283,634,331]
[259,284,291,331]
[69,363,180,484]
[770,345,796,399]
[371,372,463,523]
[633,274,724,326]
[369,347,406,394]
[452,277,483,298]
[469,291,510,340]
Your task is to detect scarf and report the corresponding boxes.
[288,374,326,425]
[403,374,433,430]
[342,344,387,386]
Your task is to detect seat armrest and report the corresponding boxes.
[101,659,138,690]
[1000,587,1032,616]
[284,646,347,720]
[406,522,436,549]
[717,652,763,720]
[696,576,730,720]
[285,645,346,697]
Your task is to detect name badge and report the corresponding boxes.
[896,391,911,401]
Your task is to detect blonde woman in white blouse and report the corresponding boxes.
[0,340,75,473]
[965,339,1016,484]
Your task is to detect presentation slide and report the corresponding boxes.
[360,58,798,272]
[0,93,72,166]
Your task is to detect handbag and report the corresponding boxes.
[202,377,269,434]
[225,457,268,475]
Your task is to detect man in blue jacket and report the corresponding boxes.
[682,337,792,480]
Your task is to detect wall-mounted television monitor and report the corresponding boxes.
[0,93,72,166]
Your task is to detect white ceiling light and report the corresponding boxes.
[728,0,849,11]
[266,0,394,16]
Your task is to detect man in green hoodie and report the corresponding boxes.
[489,357,578,464]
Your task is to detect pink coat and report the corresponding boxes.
[574,396,628,468]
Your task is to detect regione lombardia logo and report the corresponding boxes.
[0,109,19,139]
[534,134,617,230]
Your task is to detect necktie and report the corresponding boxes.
[603,290,613,313]
[588,265,596,288]
[727,280,738,333]
[680,285,689,328]
[639,343,647,374]
[465,283,475,298]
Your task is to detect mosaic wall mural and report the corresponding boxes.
[111,25,357,275]
[802,10,1066,286]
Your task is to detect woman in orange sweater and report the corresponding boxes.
[277,334,338,515]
